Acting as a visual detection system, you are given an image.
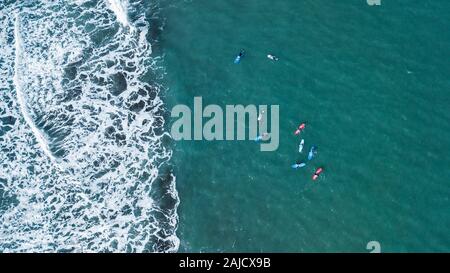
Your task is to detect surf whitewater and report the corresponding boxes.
[0,0,179,252]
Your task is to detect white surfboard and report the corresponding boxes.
[298,139,305,153]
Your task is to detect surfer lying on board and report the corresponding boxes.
[267,54,279,61]
[234,49,245,64]
[292,161,306,169]
[255,132,270,142]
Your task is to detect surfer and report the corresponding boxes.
[294,123,306,135]
[255,132,269,142]
[267,54,279,61]
[307,145,317,160]
[298,139,305,153]
[312,167,323,181]
[234,49,245,64]
[292,161,306,169]
[258,110,265,123]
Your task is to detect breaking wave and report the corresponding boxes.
[0,0,179,252]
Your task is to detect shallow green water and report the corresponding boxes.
[161,0,450,252]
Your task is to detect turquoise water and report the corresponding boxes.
[162,0,450,252]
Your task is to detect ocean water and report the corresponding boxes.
[161,0,450,252]
[0,0,449,253]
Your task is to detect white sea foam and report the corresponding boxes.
[107,0,134,31]
[13,14,57,162]
[0,0,178,252]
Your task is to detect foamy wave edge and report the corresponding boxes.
[0,0,179,253]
